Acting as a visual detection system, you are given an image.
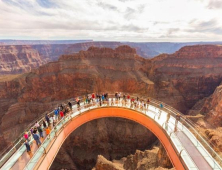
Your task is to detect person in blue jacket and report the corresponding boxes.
[24,140,31,153]
[33,131,41,146]
[54,108,59,121]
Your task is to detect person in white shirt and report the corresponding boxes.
[35,121,40,128]
[49,116,53,129]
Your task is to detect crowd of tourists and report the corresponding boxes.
[23,101,73,154]
[23,92,183,154]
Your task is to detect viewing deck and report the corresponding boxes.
[0,94,222,170]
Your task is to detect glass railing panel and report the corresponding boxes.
[180,153,198,170]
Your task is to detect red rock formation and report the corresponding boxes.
[148,45,222,113]
[0,44,73,74]
[189,82,222,127]
[92,145,174,170]
[0,45,47,74]
[93,155,124,170]
[65,42,122,54]
[0,42,135,75]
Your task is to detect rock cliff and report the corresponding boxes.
[4,42,222,75]
[189,82,222,127]
[0,42,134,75]
[0,45,47,74]
[0,44,72,74]
[148,45,222,113]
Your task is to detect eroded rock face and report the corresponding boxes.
[93,155,124,170]
[0,42,137,75]
[0,45,47,74]
[0,44,72,74]
[92,145,174,170]
[187,82,222,127]
[50,118,157,170]
[148,45,222,113]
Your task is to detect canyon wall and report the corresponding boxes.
[3,41,222,75]
[0,44,72,74]
[189,82,222,127]
[0,45,47,74]
[0,42,126,75]
[148,45,222,113]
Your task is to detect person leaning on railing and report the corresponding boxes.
[45,114,50,125]
[24,131,29,141]
[46,126,51,139]
[68,101,72,110]
[174,113,183,132]
[33,131,41,146]
[54,108,59,122]
[59,110,64,119]
[166,112,170,123]
[24,140,31,154]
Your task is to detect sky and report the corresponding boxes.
[0,0,222,42]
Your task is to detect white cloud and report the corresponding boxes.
[0,0,222,42]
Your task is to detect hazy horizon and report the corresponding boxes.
[1,39,222,43]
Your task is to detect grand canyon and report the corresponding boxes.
[1,40,222,169]
[2,0,222,169]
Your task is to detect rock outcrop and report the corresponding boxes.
[93,155,124,170]
[92,145,174,170]
[0,44,72,74]
[0,45,47,74]
[195,83,222,127]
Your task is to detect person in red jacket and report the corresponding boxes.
[60,110,64,118]
[92,93,95,99]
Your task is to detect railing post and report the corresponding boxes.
[179,149,184,157]
[170,131,174,137]
[43,146,47,154]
